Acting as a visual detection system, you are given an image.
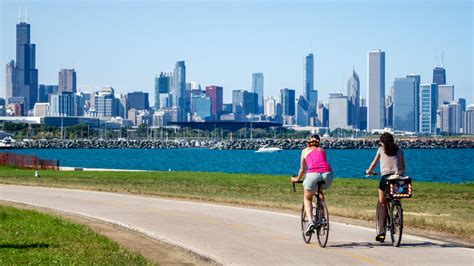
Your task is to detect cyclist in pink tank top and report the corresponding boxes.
[291,134,334,235]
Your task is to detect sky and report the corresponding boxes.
[1,0,473,105]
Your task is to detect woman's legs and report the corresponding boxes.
[304,189,317,224]
[377,188,388,237]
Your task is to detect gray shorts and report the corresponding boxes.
[303,172,333,191]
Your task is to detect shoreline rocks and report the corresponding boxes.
[11,138,474,149]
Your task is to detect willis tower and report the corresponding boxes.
[14,8,38,112]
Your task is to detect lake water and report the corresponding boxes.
[12,149,474,183]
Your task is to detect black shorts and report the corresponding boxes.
[378,174,390,192]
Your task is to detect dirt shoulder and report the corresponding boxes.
[0,200,219,266]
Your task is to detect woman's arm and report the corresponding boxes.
[366,153,380,174]
[291,150,306,182]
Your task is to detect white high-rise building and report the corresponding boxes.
[439,101,461,134]
[465,105,474,134]
[329,93,350,130]
[252,73,264,114]
[419,84,438,134]
[264,97,276,117]
[367,49,385,131]
[437,84,454,107]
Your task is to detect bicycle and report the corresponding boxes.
[368,172,412,247]
[292,179,329,248]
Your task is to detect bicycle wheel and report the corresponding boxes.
[300,203,312,243]
[316,200,329,248]
[389,201,403,247]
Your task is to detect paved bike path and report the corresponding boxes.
[1,184,472,265]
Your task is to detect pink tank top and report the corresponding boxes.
[305,148,332,173]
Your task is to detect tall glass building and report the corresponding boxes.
[296,95,310,126]
[367,49,385,131]
[191,95,212,120]
[432,67,446,85]
[173,61,186,122]
[252,73,264,114]
[127,91,149,111]
[347,69,360,129]
[58,69,77,93]
[393,76,419,132]
[304,53,314,99]
[280,88,295,116]
[154,72,172,110]
[15,20,38,111]
[419,83,438,134]
[205,85,223,117]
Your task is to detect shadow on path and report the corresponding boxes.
[328,241,460,249]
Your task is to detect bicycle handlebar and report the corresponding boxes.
[291,174,303,192]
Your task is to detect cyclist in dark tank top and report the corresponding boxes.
[366,132,405,242]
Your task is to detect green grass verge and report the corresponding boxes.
[0,204,150,265]
[1,166,473,241]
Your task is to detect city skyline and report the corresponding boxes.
[1,1,473,104]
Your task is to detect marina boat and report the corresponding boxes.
[255,147,282,153]
[0,137,15,149]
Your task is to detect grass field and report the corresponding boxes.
[0,166,472,241]
[0,204,150,265]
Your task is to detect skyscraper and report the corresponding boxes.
[347,69,360,129]
[15,16,38,111]
[280,88,295,116]
[465,105,474,134]
[304,53,314,99]
[58,69,77,93]
[232,90,258,121]
[205,85,223,117]
[173,61,186,122]
[419,84,438,134]
[439,102,461,134]
[94,87,118,117]
[5,60,16,100]
[49,92,75,117]
[252,73,264,113]
[296,95,310,126]
[367,49,385,131]
[329,93,350,130]
[432,67,446,86]
[264,97,276,117]
[437,84,454,107]
[191,95,212,120]
[127,91,149,111]
[154,72,172,110]
[393,76,419,132]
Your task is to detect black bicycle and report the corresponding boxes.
[292,180,329,247]
[369,173,412,247]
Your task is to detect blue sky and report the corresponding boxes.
[1,0,473,104]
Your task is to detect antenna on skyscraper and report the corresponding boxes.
[441,50,444,67]
[18,7,21,23]
[435,49,438,67]
[25,5,28,23]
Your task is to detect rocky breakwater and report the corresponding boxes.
[210,138,474,150]
[13,139,219,149]
[12,138,474,150]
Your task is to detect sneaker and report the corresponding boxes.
[305,222,315,236]
[375,233,385,242]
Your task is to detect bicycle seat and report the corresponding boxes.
[317,181,326,186]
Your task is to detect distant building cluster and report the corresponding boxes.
[2,13,473,135]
